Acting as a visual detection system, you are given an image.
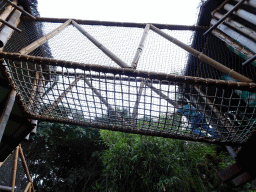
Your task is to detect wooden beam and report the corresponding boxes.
[131,81,145,120]
[218,162,243,182]
[46,76,82,113]
[4,0,36,19]
[232,172,251,186]
[204,0,247,36]
[11,146,19,192]
[0,185,12,191]
[131,24,150,69]
[0,0,17,29]
[24,182,32,192]
[0,18,21,33]
[19,19,72,55]
[72,20,130,68]
[19,145,32,182]
[0,89,16,142]
[150,24,253,83]
[0,7,21,47]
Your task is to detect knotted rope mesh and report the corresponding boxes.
[1,18,256,145]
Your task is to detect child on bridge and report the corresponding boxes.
[169,100,219,139]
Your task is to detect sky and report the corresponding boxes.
[37,0,202,25]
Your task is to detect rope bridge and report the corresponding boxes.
[1,17,256,146]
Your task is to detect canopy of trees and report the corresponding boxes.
[20,108,255,191]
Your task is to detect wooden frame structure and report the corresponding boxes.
[0,0,256,188]
[0,145,35,192]
[1,16,256,146]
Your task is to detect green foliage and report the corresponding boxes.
[100,129,233,192]
[23,122,106,192]
[22,107,255,191]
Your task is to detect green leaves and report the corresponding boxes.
[100,129,233,192]
[23,122,106,192]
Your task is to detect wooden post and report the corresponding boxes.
[0,89,17,142]
[0,7,22,47]
[19,19,72,55]
[11,146,19,192]
[131,81,145,120]
[131,24,150,69]
[71,20,130,68]
[4,0,36,19]
[150,24,253,83]
[19,145,32,183]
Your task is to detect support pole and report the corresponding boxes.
[0,154,10,167]
[0,185,12,191]
[42,81,58,98]
[46,76,82,114]
[4,0,36,19]
[145,82,178,108]
[24,182,32,192]
[0,7,22,47]
[19,19,72,55]
[204,0,247,36]
[84,78,127,125]
[242,54,256,66]
[71,20,130,68]
[150,24,253,83]
[131,81,145,120]
[131,24,150,69]
[11,146,19,192]
[0,89,16,142]
[84,78,114,112]
[0,18,21,33]
[19,145,32,183]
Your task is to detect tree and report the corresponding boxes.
[22,121,106,192]
[100,129,236,192]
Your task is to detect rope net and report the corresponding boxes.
[1,18,256,145]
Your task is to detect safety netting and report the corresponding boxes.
[1,18,256,145]
[0,148,31,192]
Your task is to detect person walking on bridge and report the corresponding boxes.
[169,100,219,138]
